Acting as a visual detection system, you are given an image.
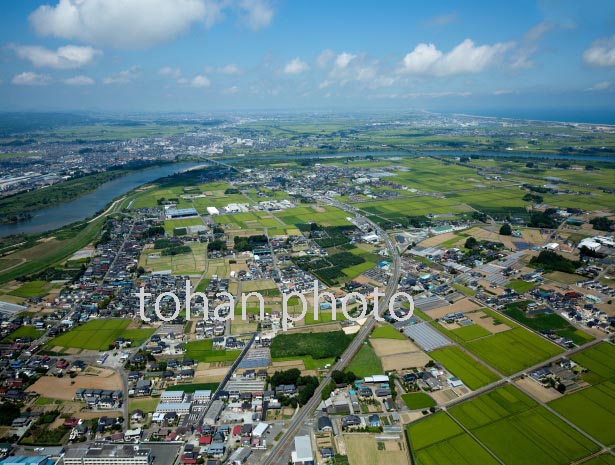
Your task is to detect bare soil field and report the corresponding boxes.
[382,353,430,371]
[371,338,430,371]
[466,310,510,334]
[371,338,420,357]
[344,434,410,465]
[425,298,481,319]
[521,228,549,245]
[270,360,305,372]
[431,389,460,404]
[418,232,457,248]
[515,377,563,402]
[193,363,229,383]
[27,370,122,401]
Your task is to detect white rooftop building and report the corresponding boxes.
[291,435,314,465]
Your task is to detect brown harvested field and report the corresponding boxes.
[431,389,459,404]
[344,434,410,465]
[418,232,457,248]
[0,295,27,304]
[270,360,305,372]
[545,271,585,285]
[425,298,481,319]
[371,338,421,357]
[466,310,510,334]
[371,339,430,371]
[27,370,122,401]
[194,363,229,383]
[464,227,518,250]
[521,228,549,246]
[399,412,425,424]
[515,377,563,402]
[231,321,258,335]
[381,353,430,371]
[241,279,278,292]
[286,322,341,333]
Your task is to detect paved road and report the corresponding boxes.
[260,198,401,465]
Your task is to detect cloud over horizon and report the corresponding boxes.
[398,39,513,76]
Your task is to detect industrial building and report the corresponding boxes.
[63,443,152,465]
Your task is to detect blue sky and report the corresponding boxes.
[1,0,614,119]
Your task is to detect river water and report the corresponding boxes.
[1,150,612,237]
[0,162,204,237]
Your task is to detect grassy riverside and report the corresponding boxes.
[0,217,105,284]
[0,170,130,221]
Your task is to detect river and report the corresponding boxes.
[1,150,612,237]
[0,162,204,237]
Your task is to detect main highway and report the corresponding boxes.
[260,197,402,465]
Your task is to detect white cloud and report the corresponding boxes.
[10,44,101,69]
[238,0,274,31]
[399,43,442,74]
[218,64,242,75]
[403,91,471,98]
[29,0,221,48]
[283,58,310,75]
[159,66,182,78]
[524,21,553,43]
[334,52,356,69]
[399,39,513,76]
[64,75,95,85]
[179,75,211,87]
[587,80,612,91]
[426,12,457,27]
[319,51,393,90]
[493,89,514,95]
[103,66,141,84]
[191,75,211,87]
[583,36,615,67]
[316,49,335,68]
[12,72,51,86]
[510,21,556,70]
[222,85,239,94]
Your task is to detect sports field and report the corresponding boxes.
[429,346,500,390]
[47,319,155,350]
